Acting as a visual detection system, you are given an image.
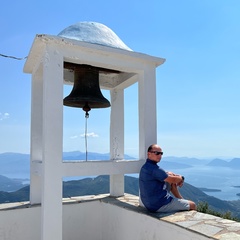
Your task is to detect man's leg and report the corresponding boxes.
[156,198,190,213]
[170,184,197,210]
[170,183,183,199]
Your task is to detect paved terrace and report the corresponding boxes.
[1,194,240,240]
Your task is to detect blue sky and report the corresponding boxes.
[0,0,239,158]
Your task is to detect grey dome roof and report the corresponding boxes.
[58,22,132,51]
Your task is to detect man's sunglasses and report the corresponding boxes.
[150,151,163,156]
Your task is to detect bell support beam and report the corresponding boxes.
[30,62,43,204]
[138,67,157,160]
[110,88,124,196]
[41,46,63,240]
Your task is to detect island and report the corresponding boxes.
[198,187,221,192]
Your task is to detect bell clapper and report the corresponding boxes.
[83,102,91,118]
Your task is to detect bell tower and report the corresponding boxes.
[23,22,165,240]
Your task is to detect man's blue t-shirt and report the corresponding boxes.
[139,159,173,212]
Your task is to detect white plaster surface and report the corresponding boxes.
[2,194,240,240]
[58,21,132,51]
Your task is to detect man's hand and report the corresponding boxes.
[177,179,184,187]
[166,172,184,187]
[177,176,184,187]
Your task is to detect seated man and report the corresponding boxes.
[139,144,196,213]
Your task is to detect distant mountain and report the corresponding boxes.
[208,158,240,168]
[159,161,192,170]
[229,158,240,168]
[0,152,30,161]
[207,158,228,167]
[0,175,28,192]
[163,156,210,166]
[0,175,239,219]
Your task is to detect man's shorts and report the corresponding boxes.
[156,198,190,213]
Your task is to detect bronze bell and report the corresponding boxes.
[63,63,111,115]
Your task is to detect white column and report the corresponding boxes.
[138,67,157,160]
[110,88,124,196]
[30,63,43,204]
[41,47,63,240]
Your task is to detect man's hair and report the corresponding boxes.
[147,144,154,152]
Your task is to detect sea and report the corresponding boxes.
[175,165,240,201]
[3,165,240,202]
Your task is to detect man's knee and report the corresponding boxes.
[189,201,197,210]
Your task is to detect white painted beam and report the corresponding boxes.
[62,160,144,177]
[41,46,63,240]
[30,63,43,204]
[138,67,157,160]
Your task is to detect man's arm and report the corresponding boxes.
[164,172,184,186]
[165,172,184,198]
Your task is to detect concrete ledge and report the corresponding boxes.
[105,194,240,240]
[1,194,240,239]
